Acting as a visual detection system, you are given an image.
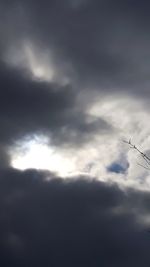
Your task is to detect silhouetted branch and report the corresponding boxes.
[123,139,150,170]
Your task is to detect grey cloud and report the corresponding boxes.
[0,0,150,169]
[0,2,150,265]
[0,169,149,266]
[1,0,150,99]
[0,62,111,149]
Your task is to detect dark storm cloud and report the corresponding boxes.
[0,2,150,265]
[0,169,150,266]
[1,0,150,92]
[0,0,149,154]
[0,62,111,147]
[2,0,149,98]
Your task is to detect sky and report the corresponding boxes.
[1,0,150,266]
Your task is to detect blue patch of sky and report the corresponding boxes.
[107,162,129,174]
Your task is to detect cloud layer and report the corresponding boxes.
[1,1,150,265]
[0,169,150,266]
[0,1,149,178]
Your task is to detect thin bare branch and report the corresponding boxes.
[137,162,150,170]
[123,139,150,170]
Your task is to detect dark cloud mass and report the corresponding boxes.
[16,0,150,96]
[0,62,111,148]
[0,0,150,266]
[0,0,150,150]
[0,169,149,266]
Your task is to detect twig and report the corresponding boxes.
[123,139,150,170]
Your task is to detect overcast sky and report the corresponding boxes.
[1,0,150,266]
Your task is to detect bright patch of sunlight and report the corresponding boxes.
[10,135,75,176]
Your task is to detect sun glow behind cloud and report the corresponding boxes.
[10,136,76,177]
[7,95,150,189]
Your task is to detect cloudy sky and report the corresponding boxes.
[1,0,150,266]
